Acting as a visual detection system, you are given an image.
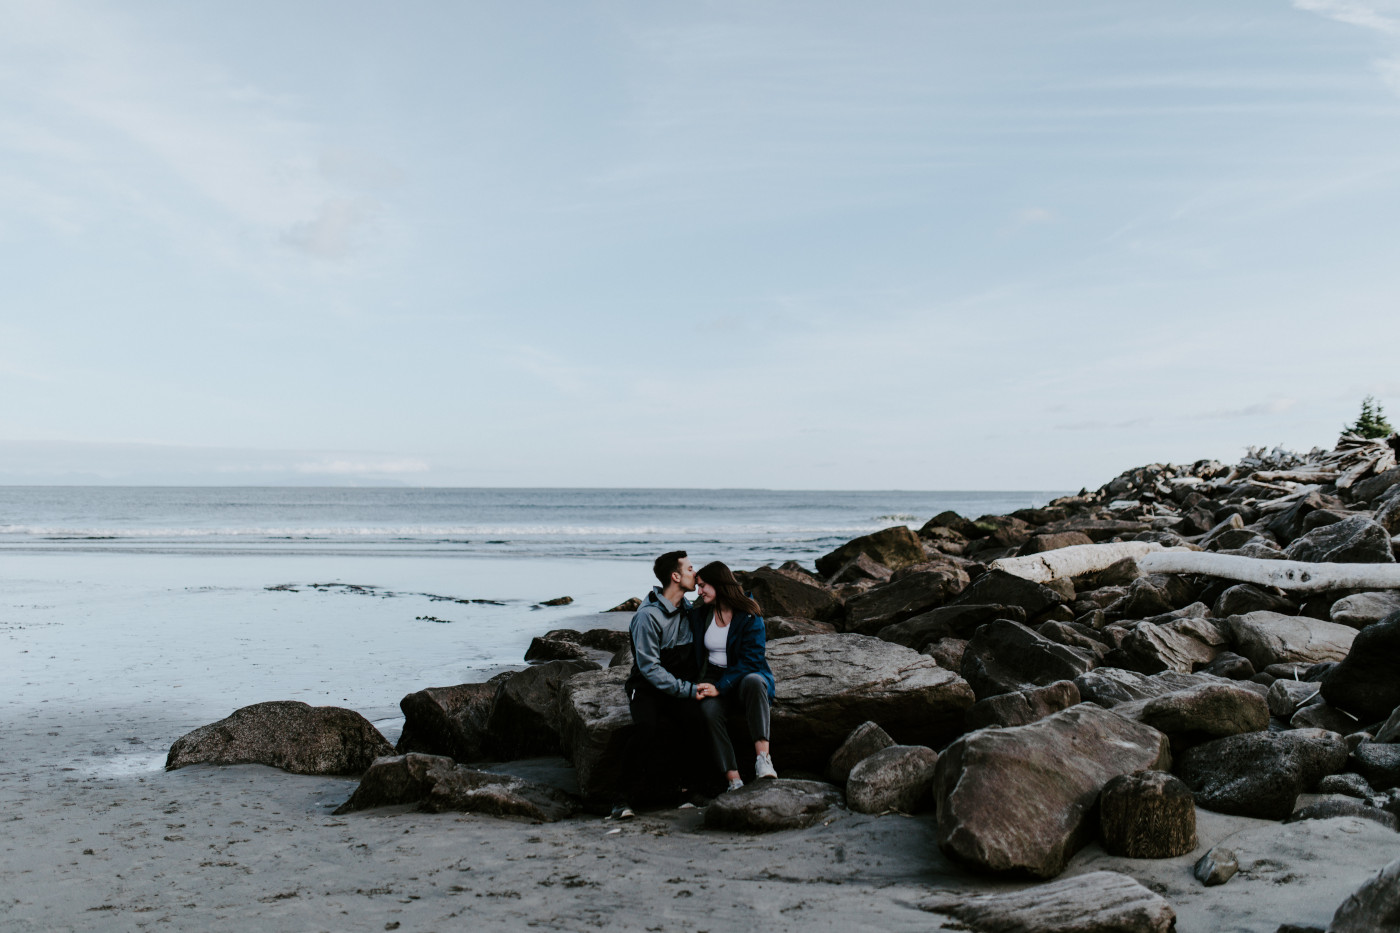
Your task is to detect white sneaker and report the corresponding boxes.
[727,777,744,792]
[755,753,777,780]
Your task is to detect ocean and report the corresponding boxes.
[0,486,1062,775]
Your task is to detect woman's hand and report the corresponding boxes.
[695,683,719,699]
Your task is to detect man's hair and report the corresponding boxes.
[653,550,687,586]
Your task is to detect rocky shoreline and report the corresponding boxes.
[140,434,1400,929]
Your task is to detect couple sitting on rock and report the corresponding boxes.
[612,550,777,820]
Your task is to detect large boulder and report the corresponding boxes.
[920,870,1176,933]
[1284,515,1396,564]
[524,628,627,663]
[1331,592,1400,629]
[815,525,927,577]
[842,568,969,635]
[1352,743,1400,791]
[704,779,843,832]
[1021,531,1095,555]
[1329,855,1400,933]
[396,673,514,762]
[1099,770,1198,858]
[875,603,1026,649]
[1321,612,1400,721]
[166,701,393,775]
[765,616,839,639]
[826,721,895,784]
[556,667,633,805]
[1136,681,1270,742]
[846,745,939,814]
[948,569,1065,619]
[1176,728,1349,819]
[333,754,579,821]
[1108,622,1218,675]
[736,567,842,622]
[933,703,1171,878]
[767,634,975,769]
[485,659,600,758]
[1074,668,1221,709]
[1213,584,1297,619]
[960,618,1096,701]
[333,752,453,813]
[964,680,1081,731]
[1224,611,1356,671]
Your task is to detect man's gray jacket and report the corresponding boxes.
[626,586,695,699]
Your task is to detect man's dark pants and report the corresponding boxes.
[622,682,709,806]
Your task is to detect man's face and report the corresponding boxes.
[673,558,697,592]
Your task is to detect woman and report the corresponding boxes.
[692,560,777,792]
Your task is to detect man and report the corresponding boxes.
[614,550,716,819]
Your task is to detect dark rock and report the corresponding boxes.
[766,616,839,639]
[846,745,939,814]
[1213,584,1297,619]
[525,627,626,662]
[1011,506,1068,526]
[1202,652,1255,680]
[735,568,842,623]
[1176,728,1349,819]
[920,870,1176,932]
[768,634,974,769]
[1301,509,1350,534]
[1318,772,1375,798]
[1284,515,1396,564]
[960,618,1096,701]
[933,703,1171,877]
[1285,793,1399,832]
[920,524,969,554]
[1081,558,1143,589]
[843,568,969,635]
[1107,623,1217,675]
[1137,681,1270,740]
[1021,531,1095,555]
[921,510,979,539]
[923,637,968,672]
[875,602,1025,648]
[1331,592,1400,629]
[1074,668,1220,709]
[608,645,632,668]
[1328,854,1400,933]
[1378,494,1400,536]
[815,525,926,577]
[1291,701,1360,734]
[607,597,641,613]
[523,636,598,663]
[485,659,600,758]
[1037,620,1108,659]
[1195,845,1239,886]
[826,721,895,784]
[827,554,893,586]
[1378,706,1400,743]
[333,753,453,814]
[421,766,579,821]
[397,673,513,762]
[556,667,632,805]
[1099,770,1198,858]
[964,515,1035,556]
[1040,519,1153,542]
[1266,492,1342,545]
[166,701,394,775]
[1225,611,1356,671]
[964,680,1081,731]
[703,779,843,832]
[949,569,1066,619]
[1352,467,1400,504]
[1353,743,1400,791]
[1111,574,1201,619]
[1268,679,1321,719]
[1322,612,1400,721]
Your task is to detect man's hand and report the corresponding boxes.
[695,683,718,699]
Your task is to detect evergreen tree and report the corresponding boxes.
[1345,395,1394,439]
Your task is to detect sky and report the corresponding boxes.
[3,0,1400,489]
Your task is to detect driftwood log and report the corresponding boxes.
[990,542,1170,584]
[1137,551,1400,593]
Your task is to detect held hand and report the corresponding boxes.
[695,683,718,699]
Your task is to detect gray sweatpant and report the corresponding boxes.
[698,672,771,775]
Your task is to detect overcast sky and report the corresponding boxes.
[3,0,1400,489]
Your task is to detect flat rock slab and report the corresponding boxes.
[920,869,1176,933]
[703,779,843,832]
[166,700,394,775]
[766,633,974,769]
[1225,611,1356,671]
[934,703,1171,878]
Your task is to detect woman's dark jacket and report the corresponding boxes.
[688,605,776,702]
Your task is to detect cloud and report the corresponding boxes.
[1294,0,1400,34]
[282,198,376,260]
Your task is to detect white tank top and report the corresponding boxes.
[705,617,728,667]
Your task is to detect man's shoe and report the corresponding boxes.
[727,777,744,792]
[755,753,778,780]
[609,804,635,821]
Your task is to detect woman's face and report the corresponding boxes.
[696,578,717,604]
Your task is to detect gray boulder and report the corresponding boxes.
[767,634,974,769]
[923,637,969,672]
[815,525,927,577]
[846,745,939,814]
[826,721,896,784]
[1284,515,1396,564]
[961,618,1096,701]
[1321,613,1400,721]
[1213,584,1298,619]
[396,673,514,762]
[1329,854,1400,933]
[1353,743,1400,791]
[1109,622,1217,675]
[166,701,394,775]
[933,703,1171,878]
[875,602,1025,648]
[1194,845,1239,887]
[1075,668,1222,709]
[1099,770,1198,858]
[1269,678,1322,719]
[948,569,1066,619]
[1202,651,1256,680]
[1292,702,1361,734]
[843,567,969,634]
[704,779,843,832]
[964,680,1081,731]
[1318,772,1375,798]
[826,553,893,586]
[920,870,1176,933]
[735,567,842,623]
[1331,592,1400,629]
[1137,681,1270,741]
[1225,611,1356,671]
[556,667,632,805]
[332,753,579,821]
[1176,728,1349,819]
[1285,793,1399,832]
[766,616,839,640]
[485,659,600,758]
[333,752,454,813]
[1021,531,1095,554]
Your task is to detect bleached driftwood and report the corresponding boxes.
[990,542,1173,584]
[1137,551,1400,593]
[1250,471,1337,484]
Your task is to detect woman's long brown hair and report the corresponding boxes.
[696,561,762,617]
